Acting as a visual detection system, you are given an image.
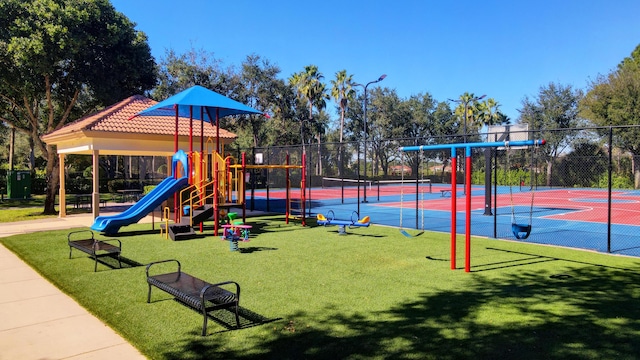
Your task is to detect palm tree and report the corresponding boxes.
[289,65,329,174]
[330,70,355,176]
[289,66,328,146]
[476,98,504,127]
[330,70,355,144]
[450,92,485,180]
[451,92,485,139]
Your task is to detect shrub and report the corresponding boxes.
[143,185,156,195]
[107,179,126,193]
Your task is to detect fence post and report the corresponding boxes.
[607,126,613,253]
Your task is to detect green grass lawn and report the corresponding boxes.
[0,194,116,222]
[2,216,640,359]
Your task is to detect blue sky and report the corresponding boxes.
[111,0,640,123]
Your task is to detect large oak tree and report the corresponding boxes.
[581,44,640,188]
[0,0,156,213]
[519,83,583,186]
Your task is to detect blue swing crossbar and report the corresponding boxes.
[399,139,546,152]
[512,223,532,239]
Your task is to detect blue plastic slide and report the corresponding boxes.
[91,176,188,235]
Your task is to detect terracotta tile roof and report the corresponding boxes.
[43,95,237,139]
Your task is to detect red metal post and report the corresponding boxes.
[465,147,472,273]
[214,161,219,236]
[174,106,179,222]
[285,153,290,224]
[216,108,220,154]
[301,151,306,226]
[242,152,246,223]
[200,108,204,155]
[450,148,457,270]
[174,105,179,153]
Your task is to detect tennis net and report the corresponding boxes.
[321,177,432,198]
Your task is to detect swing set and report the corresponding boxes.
[399,138,546,272]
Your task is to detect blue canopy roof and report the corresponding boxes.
[135,85,263,122]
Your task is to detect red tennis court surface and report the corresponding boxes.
[372,189,639,226]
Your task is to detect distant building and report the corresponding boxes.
[389,165,411,176]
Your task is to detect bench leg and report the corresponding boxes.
[147,285,153,303]
[202,308,208,336]
[93,255,98,272]
[69,247,73,259]
[234,304,240,328]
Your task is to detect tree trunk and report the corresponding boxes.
[43,144,59,215]
[546,160,553,187]
[9,127,15,171]
[381,156,389,176]
[29,137,35,170]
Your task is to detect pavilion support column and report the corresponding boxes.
[59,153,66,218]
[92,149,100,218]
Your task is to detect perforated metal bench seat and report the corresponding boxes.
[68,230,121,272]
[146,259,240,336]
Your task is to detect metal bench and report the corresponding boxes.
[68,230,122,272]
[146,259,241,336]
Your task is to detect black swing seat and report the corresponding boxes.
[512,223,532,239]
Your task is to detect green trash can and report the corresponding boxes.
[7,171,31,199]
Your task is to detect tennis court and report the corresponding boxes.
[246,180,640,258]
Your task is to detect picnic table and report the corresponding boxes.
[118,189,142,202]
[72,194,107,209]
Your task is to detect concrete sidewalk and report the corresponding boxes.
[0,207,148,359]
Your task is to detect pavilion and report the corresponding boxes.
[41,95,237,218]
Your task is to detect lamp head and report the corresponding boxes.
[378,74,387,82]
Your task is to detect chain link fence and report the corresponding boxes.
[246,125,639,256]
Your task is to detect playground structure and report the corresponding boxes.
[89,133,306,240]
[161,145,307,240]
[88,85,307,239]
[316,210,370,235]
[399,138,546,272]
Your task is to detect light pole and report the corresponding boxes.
[448,94,486,194]
[353,74,386,203]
